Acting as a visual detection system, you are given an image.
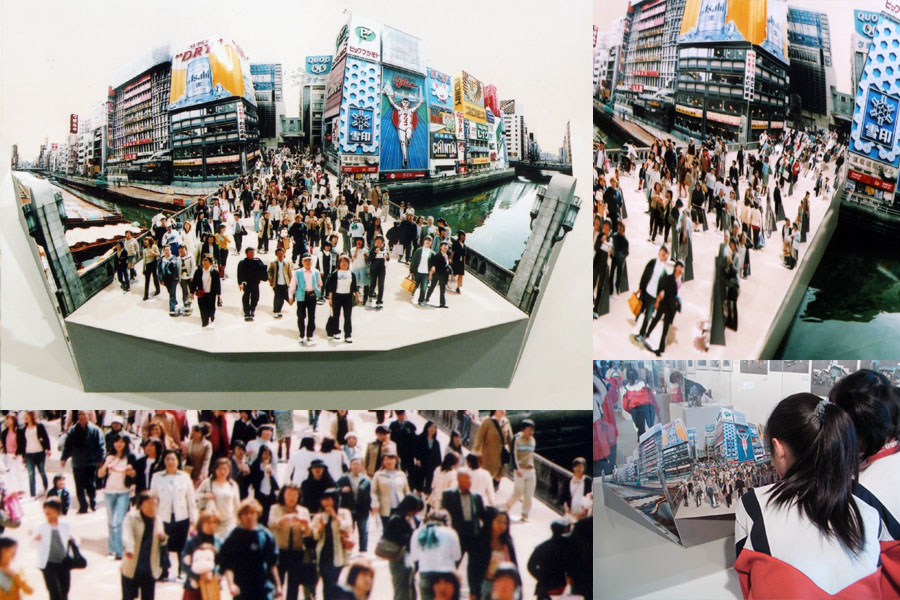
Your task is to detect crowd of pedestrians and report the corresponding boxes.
[0,410,592,600]
[112,147,469,345]
[594,127,846,354]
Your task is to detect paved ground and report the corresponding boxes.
[65,208,526,353]
[1,410,564,599]
[594,148,838,358]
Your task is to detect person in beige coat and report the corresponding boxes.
[472,410,513,487]
[120,491,168,599]
[370,450,411,528]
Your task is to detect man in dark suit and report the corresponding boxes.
[190,254,221,328]
[643,260,684,356]
[602,177,622,232]
[335,457,372,552]
[236,246,267,321]
[389,411,417,477]
[441,468,486,592]
[635,246,669,341]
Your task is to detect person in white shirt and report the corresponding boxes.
[245,425,279,465]
[288,437,318,486]
[428,453,459,511]
[33,496,77,598]
[465,453,496,506]
[150,449,197,580]
[325,255,360,343]
[409,510,462,600]
[287,253,322,346]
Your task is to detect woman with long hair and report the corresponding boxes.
[312,487,354,600]
[184,423,212,489]
[371,451,411,530]
[0,414,26,496]
[445,431,464,461]
[734,393,882,598]
[250,446,281,525]
[97,432,135,560]
[319,437,347,482]
[196,458,241,537]
[19,411,51,498]
[414,421,442,496]
[428,453,459,512]
[469,508,518,600]
[829,370,900,541]
[150,449,197,581]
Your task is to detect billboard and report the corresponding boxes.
[380,66,428,172]
[169,38,256,111]
[734,424,754,463]
[429,107,457,159]
[454,71,486,124]
[338,57,382,156]
[678,0,788,64]
[336,14,382,64]
[69,114,78,134]
[305,55,333,76]
[382,26,425,74]
[850,12,900,170]
[324,56,347,119]
[426,67,453,111]
[484,84,500,119]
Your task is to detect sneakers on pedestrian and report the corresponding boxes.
[169,311,178,317]
[274,312,283,319]
[208,321,215,330]
[375,302,383,309]
[306,337,316,346]
[298,337,306,345]
[344,336,353,344]
[244,315,252,321]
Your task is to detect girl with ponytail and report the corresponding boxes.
[734,393,883,598]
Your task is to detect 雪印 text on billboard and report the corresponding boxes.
[380,67,428,172]
[339,57,381,156]
[169,38,256,111]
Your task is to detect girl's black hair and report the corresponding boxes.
[0,536,18,553]
[829,369,900,461]
[298,436,315,451]
[320,437,336,453]
[108,432,132,458]
[766,393,865,554]
[440,452,459,472]
[161,448,183,469]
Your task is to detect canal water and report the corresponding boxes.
[57,183,161,228]
[775,224,900,357]
[427,179,539,271]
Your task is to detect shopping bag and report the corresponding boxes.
[627,292,642,317]
[401,276,416,294]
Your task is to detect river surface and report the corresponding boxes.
[775,225,900,357]
[427,179,540,271]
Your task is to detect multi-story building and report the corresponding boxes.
[10,144,18,169]
[851,10,879,92]
[660,0,687,95]
[621,0,667,105]
[594,18,628,102]
[299,55,332,149]
[673,0,790,143]
[168,38,260,184]
[562,120,572,165]
[500,99,527,161]
[787,8,835,129]
[250,63,284,146]
[108,45,172,180]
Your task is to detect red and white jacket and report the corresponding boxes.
[622,382,657,413]
[857,442,900,542]
[733,483,900,598]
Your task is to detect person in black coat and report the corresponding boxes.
[469,508,518,597]
[60,411,106,513]
[335,457,372,552]
[425,241,453,308]
[450,231,467,294]
[300,459,335,513]
[236,247,267,321]
[643,260,684,356]
[129,438,164,497]
[383,495,423,600]
[389,411,417,477]
[635,246,669,339]
[527,520,572,600]
[249,447,280,524]
[190,254,222,328]
[114,242,130,292]
[230,411,258,449]
[413,421,442,494]
[603,178,622,231]
[398,213,418,263]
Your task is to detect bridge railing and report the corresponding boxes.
[419,410,571,515]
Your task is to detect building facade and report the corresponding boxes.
[250,63,284,146]
[851,10,879,92]
[108,47,172,180]
[299,55,332,149]
[673,0,790,143]
[501,99,528,162]
[786,8,835,128]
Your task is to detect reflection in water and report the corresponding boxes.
[777,226,900,357]
[429,180,539,270]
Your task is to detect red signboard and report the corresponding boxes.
[69,114,78,134]
[383,171,426,180]
[341,165,378,174]
[124,138,152,148]
[849,169,896,192]
[632,70,659,77]
[631,84,644,93]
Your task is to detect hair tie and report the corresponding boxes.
[815,399,832,425]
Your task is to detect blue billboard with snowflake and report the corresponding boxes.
[849,12,900,169]
[380,66,428,176]
[338,57,381,155]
